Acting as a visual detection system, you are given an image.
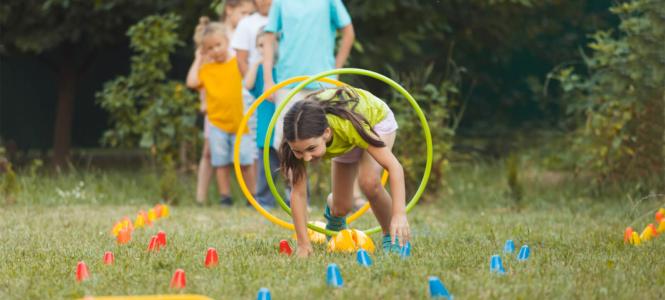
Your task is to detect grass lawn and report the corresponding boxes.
[1,164,664,299]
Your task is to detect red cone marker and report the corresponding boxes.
[103,251,114,265]
[157,231,167,247]
[147,235,159,252]
[279,239,292,256]
[170,269,186,289]
[205,247,219,267]
[76,261,90,282]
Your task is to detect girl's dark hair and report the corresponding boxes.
[279,87,386,183]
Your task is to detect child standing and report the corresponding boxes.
[279,87,410,257]
[244,29,278,208]
[192,17,214,206]
[186,21,254,205]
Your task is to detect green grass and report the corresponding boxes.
[1,163,664,299]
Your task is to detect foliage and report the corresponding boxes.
[97,14,199,164]
[551,0,665,186]
[1,148,19,205]
[386,62,463,200]
[346,0,614,133]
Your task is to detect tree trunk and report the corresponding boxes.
[52,62,77,167]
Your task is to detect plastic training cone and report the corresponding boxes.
[161,204,170,218]
[640,226,653,242]
[658,219,665,234]
[428,276,453,299]
[400,241,412,258]
[656,211,664,223]
[517,245,530,261]
[112,221,124,237]
[256,287,272,300]
[147,236,160,252]
[326,263,343,287]
[490,255,506,274]
[148,209,157,223]
[623,227,634,244]
[170,269,186,289]
[279,239,292,256]
[157,231,167,247]
[504,239,515,253]
[205,248,219,267]
[103,251,114,265]
[134,213,145,229]
[630,232,641,245]
[76,261,90,282]
[647,223,658,237]
[122,216,133,232]
[117,227,131,245]
[356,249,373,267]
[154,204,162,218]
[143,211,152,227]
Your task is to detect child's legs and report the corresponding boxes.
[208,125,235,197]
[330,161,359,217]
[358,132,396,234]
[238,133,257,195]
[256,147,279,206]
[215,165,232,196]
[196,139,213,203]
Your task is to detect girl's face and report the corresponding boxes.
[203,34,229,62]
[226,2,255,27]
[288,128,332,163]
[255,0,272,15]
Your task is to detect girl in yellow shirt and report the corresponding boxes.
[279,87,409,257]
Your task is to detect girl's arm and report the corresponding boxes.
[262,33,278,101]
[366,145,409,246]
[335,24,355,69]
[186,48,205,89]
[244,62,260,90]
[291,174,313,257]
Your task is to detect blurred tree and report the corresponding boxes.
[0,0,208,167]
[346,0,614,137]
[551,0,664,186]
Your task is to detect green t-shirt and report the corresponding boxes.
[323,88,390,159]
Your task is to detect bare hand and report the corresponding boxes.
[195,47,204,61]
[296,243,313,258]
[390,213,410,247]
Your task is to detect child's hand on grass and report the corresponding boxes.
[390,213,410,246]
[296,242,313,258]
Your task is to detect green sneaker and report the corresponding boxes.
[382,234,402,253]
[324,205,347,240]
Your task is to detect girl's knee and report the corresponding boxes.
[359,176,382,198]
[330,195,353,216]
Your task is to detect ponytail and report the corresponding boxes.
[279,87,387,184]
[309,87,385,148]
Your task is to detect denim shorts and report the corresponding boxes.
[208,123,255,167]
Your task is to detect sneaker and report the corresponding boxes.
[382,234,402,253]
[220,196,233,206]
[324,205,347,240]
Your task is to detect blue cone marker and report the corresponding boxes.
[357,249,373,267]
[326,263,343,287]
[517,245,530,261]
[428,276,453,299]
[489,255,506,275]
[256,288,271,300]
[400,241,412,258]
[503,240,515,253]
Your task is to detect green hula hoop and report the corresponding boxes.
[264,68,433,236]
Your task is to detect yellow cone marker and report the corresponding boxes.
[134,213,145,229]
[640,225,653,242]
[658,220,665,234]
[293,221,328,244]
[631,231,641,245]
[112,222,124,237]
[148,209,157,223]
[327,229,375,253]
[161,205,170,218]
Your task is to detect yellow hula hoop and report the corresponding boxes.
[233,76,387,231]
